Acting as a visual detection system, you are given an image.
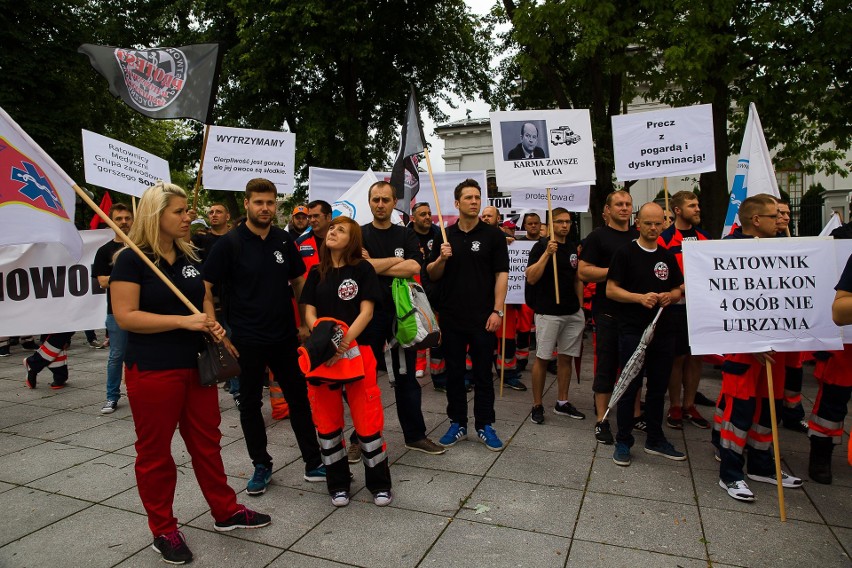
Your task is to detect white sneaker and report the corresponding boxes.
[415,370,425,378]
[331,491,350,507]
[373,490,393,506]
[719,479,755,502]
[747,471,803,488]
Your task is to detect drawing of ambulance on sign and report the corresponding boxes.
[550,126,581,146]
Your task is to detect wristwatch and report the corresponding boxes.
[492,309,504,317]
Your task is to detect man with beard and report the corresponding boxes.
[287,205,309,240]
[203,178,323,496]
[297,200,333,273]
[657,191,711,431]
[93,203,134,414]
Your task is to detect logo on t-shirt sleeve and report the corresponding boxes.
[654,261,669,280]
[337,278,359,300]
[394,248,404,258]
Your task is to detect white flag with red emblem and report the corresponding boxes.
[0,107,83,260]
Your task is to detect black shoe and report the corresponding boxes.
[0,346,9,357]
[214,505,272,531]
[554,401,585,420]
[693,391,715,407]
[152,530,193,564]
[505,378,527,391]
[20,340,38,350]
[595,420,614,444]
[530,405,545,424]
[783,419,809,434]
[633,414,648,433]
[24,358,37,389]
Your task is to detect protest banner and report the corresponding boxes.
[505,240,537,305]
[682,238,843,355]
[0,229,113,336]
[612,104,715,181]
[490,109,596,190]
[510,185,590,212]
[202,125,296,194]
[82,130,171,197]
[308,167,487,217]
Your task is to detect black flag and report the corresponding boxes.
[390,87,427,218]
[78,43,223,124]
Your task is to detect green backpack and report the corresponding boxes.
[391,277,441,350]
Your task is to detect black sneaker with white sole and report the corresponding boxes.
[595,420,614,444]
[530,405,545,424]
[152,530,193,564]
[554,401,585,419]
[214,505,272,531]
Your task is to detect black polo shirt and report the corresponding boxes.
[408,224,440,298]
[191,231,225,263]
[579,225,639,316]
[203,223,305,344]
[429,219,510,333]
[361,223,421,314]
[526,238,581,316]
[92,239,124,315]
[110,248,205,371]
[607,240,683,334]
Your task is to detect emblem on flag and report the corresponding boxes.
[115,48,187,113]
[0,137,69,219]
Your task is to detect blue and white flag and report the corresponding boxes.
[721,103,781,237]
[332,169,403,226]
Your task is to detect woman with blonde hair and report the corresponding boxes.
[110,181,270,564]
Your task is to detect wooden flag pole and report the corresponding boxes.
[131,196,137,217]
[546,187,560,304]
[765,362,787,522]
[422,146,447,242]
[499,301,507,398]
[74,184,201,316]
[191,124,212,212]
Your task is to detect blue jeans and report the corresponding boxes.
[105,314,128,402]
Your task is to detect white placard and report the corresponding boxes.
[0,230,114,336]
[82,130,171,198]
[308,167,487,215]
[203,126,296,194]
[683,238,843,355]
[832,240,852,343]
[490,109,596,190]
[612,104,715,182]
[510,185,590,212]
[506,240,537,305]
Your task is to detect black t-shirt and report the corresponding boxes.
[92,239,124,315]
[191,232,225,263]
[408,225,440,298]
[607,240,684,334]
[203,224,305,344]
[300,261,383,326]
[428,219,510,333]
[526,238,581,316]
[110,249,205,370]
[579,225,639,316]
[837,254,852,292]
[361,223,421,314]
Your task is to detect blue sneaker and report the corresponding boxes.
[304,464,327,482]
[613,442,631,466]
[476,425,504,451]
[438,423,467,447]
[644,440,686,461]
[246,464,272,495]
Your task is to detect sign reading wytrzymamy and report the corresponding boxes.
[682,238,843,355]
[506,240,537,305]
[203,126,295,194]
[490,110,596,190]
[82,130,171,197]
[611,104,715,182]
[510,185,590,212]
[0,229,113,336]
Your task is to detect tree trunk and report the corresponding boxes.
[700,79,731,238]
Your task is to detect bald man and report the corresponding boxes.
[606,203,685,467]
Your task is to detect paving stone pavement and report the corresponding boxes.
[0,333,850,567]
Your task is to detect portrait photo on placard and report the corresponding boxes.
[501,120,550,161]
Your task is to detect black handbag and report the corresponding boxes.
[198,333,241,386]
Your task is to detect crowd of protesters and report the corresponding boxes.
[14,177,851,564]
